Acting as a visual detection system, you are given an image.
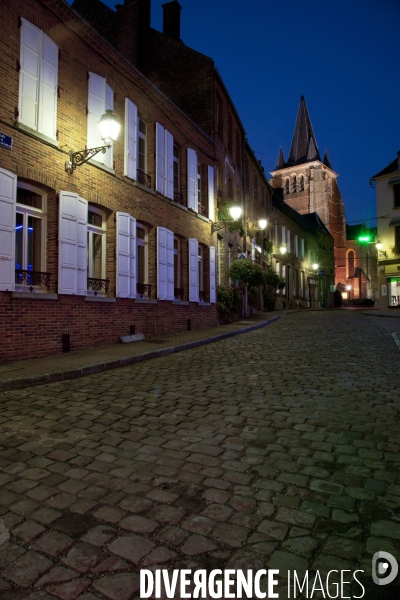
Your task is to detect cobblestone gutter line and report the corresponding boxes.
[0,316,282,392]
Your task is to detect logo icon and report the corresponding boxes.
[372,551,398,586]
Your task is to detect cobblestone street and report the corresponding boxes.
[0,311,399,600]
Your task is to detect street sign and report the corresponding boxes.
[0,132,12,151]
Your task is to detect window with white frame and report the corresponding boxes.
[88,72,114,168]
[301,238,305,261]
[87,207,106,283]
[294,234,299,258]
[157,226,173,301]
[282,225,286,247]
[275,260,280,275]
[173,144,180,201]
[138,117,147,175]
[187,148,198,212]
[18,19,58,139]
[136,223,148,286]
[282,264,286,295]
[15,184,47,289]
[174,236,181,295]
[287,229,291,253]
[156,123,173,199]
[198,244,204,299]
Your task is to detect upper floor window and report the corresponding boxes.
[173,144,180,199]
[15,185,47,289]
[18,19,58,139]
[138,117,147,174]
[299,176,305,191]
[292,176,297,193]
[87,207,106,284]
[394,184,400,208]
[88,72,114,169]
[284,178,290,194]
[294,234,299,258]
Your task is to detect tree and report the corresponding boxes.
[229,259,265,287]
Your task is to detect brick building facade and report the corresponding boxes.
[0,0,271,362]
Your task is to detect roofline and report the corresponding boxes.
[270,160,339,178]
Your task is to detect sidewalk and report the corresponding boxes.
[0,311,286,392]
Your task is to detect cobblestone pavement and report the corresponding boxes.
[0,311,399,600]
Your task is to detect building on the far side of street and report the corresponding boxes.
[270,95,378,304]
[269,188,335,309]
[371,151,400,308]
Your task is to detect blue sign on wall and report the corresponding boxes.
[0,133,12,151]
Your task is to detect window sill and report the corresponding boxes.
[84,296,116,303]
[11,292,58,300]
[14,122,58,148]
[196,213,210,223]
[133,180,156,195]
[88,158,116,176]
[171,200,188,212]
[173,300,189,305]
[198,301,212,306]
[135,298,157,304]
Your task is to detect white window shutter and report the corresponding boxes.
[187,148,198,211]
[208,165,215,221]
[124,98,137,180]
[209,246,216,304]
[156,123,165,194]
[251,239,256,262]
[38,32,58,139]
[189,238,199,302]
[165,130,174,199]
[76,196,88,295]
[59,192,87,295]
[166,229,174,300]
[87,72,105,161]
[157,227,167,300]
[116,212,136,298]
[104,83,114,168]
[19,19,40,130]
[0,168,17,292]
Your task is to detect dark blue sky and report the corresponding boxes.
[68,0,400,225]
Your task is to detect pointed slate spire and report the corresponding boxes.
[287,96,321,165]
[323,149,332,169]
[276,147,285,169]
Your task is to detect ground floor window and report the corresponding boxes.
[87,207,106,278]
[389,278,400,307]
[15,185,47,289]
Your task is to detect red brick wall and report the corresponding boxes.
[0,0,218,363]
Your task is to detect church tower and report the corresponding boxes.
[270,96,347,291]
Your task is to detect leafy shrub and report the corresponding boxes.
[263,290,277,311]
[248,285,260,308]
[230,259,265,287]
[217,284,241,318]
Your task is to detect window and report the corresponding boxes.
[347,250,355,278]
[294,235,299,258]
[187,148,198,211]
[88,73,114,169]
[282,225,286,247]
[282,264,286,295]
[301,238,305,261]
[217,237,222,286]
[198,245,204,300]
[394,185,400,208]
[15,185,47,289]
[299,176,305,191]
[275,261,280,275]
[156,123,173,199]
[174,236,181,295]
[136,224,148,286]
[138,118,147,175]
[197,163,202,213]
[287,229,291,253]
[292,176,297,193]
[18,19,58,139]
[284,178,289,194]
[173,144,180,202]
[87,207,106,291]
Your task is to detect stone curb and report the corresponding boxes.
[0,315,282,392]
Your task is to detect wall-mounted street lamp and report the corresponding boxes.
[65,110,121,174]
[211,205,242,233]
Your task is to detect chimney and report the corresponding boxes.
[162,1,181,40]
[116,0,150,65]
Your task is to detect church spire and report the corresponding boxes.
[276,147,285,169]
[323,148,332,169]
[287,96,320,166]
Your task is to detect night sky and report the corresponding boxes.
[67,0,400,226]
